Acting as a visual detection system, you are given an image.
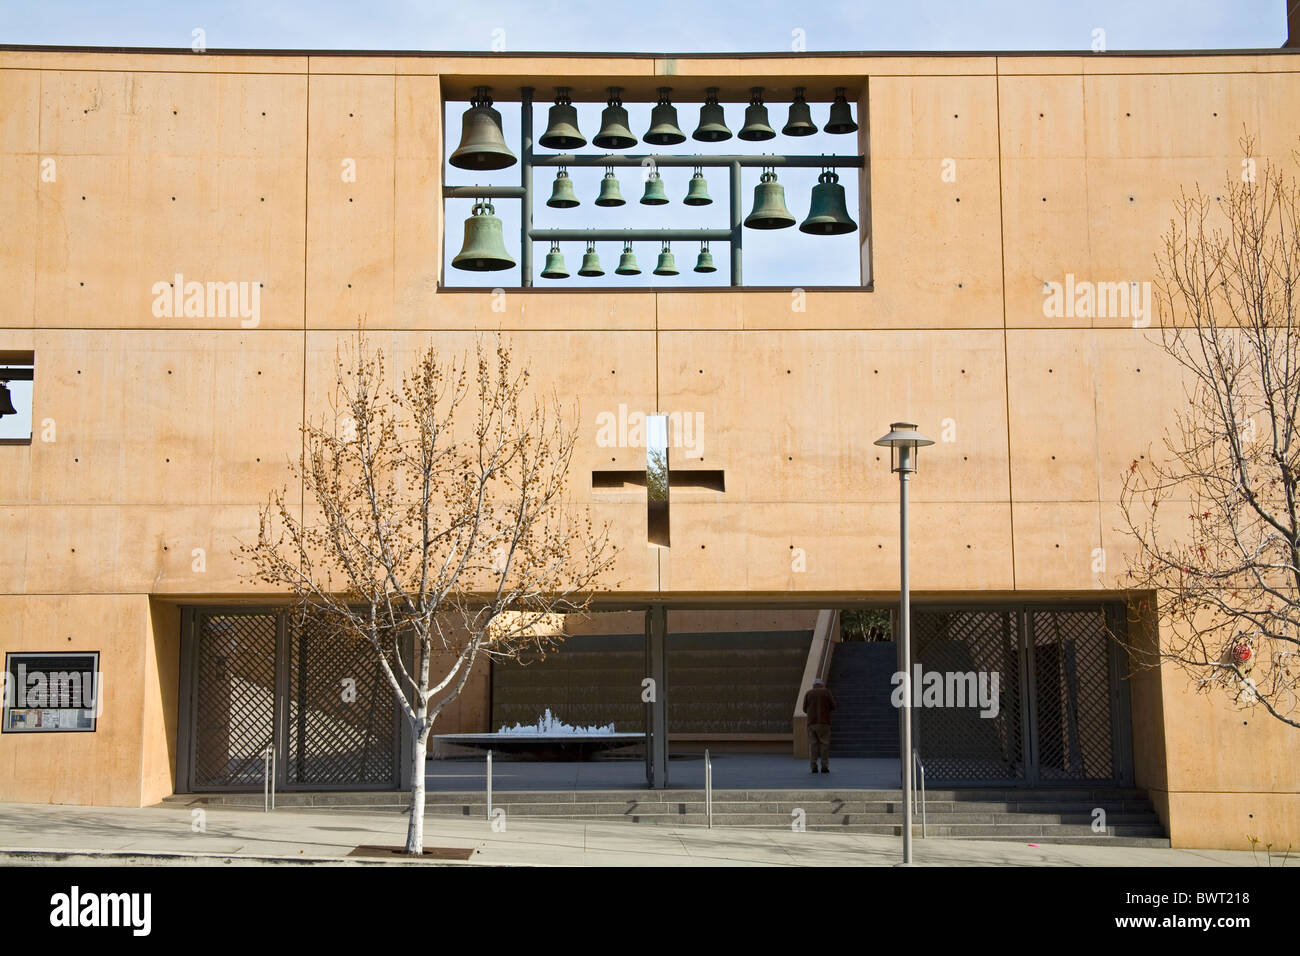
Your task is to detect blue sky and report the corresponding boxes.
[0,1,1287,51]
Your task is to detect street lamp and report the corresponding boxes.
[874,421,934,866]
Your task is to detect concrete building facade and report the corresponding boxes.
[0,46,1296,850]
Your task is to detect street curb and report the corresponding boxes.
[0,846,495,866]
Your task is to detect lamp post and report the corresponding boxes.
[874,422,934,866]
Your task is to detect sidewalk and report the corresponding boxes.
[0,802,1278,866]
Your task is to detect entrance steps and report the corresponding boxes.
[826,642,900,758]
[161,786,1168,847]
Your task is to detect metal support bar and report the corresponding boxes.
[645,605,668,790]
[486,749,493,821]
[443,185,527,199]
[729,161,742,286]
[529,154,864,168]
[529,228,731,242]
[520,87,534,287]
[263,741,276,812]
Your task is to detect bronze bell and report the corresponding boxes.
[694,242,717,274]
[692,87,732,142]
[450,87,517,171]
[578,244,604,277]
[782,86,818,137]
[641,170,669,205]
[744,169,796,230]
[684,167,712,205]
[593,87,637,151]
[738,87,776,142]
[541,242,569,280]
[547,167,579,208]
[825,86,859,134]
[653,242,679,276]
[0,382,16,418]
[800,170,858,235]
[615,242,641,275]
[644,87,686,146]
[452,200,515,272]
[595,167,626,206]
[538,87,586,151]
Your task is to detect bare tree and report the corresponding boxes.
[1120,135,1300,728]
[240,332,617,853]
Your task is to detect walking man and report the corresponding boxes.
[803,677,836,773]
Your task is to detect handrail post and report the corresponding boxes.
[705,748,712,829]
[486,749,493,821]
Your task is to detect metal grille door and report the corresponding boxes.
[189,612,278,790]
[912,609,1025,783]
[180,609,401,792]
[286,619,399,787]
[911,605,1131,787]
[1029,608,1115,782]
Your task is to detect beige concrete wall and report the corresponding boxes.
[0,50,1297,845]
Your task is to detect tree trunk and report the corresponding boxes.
[404,730,428,855]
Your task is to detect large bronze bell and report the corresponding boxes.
[541,242,569,279]
[450,87,517,171]
[800,170,858,235]
[593,87,637,151]
[653,242,678,276]
[782,86,818,137]
[578,243,604,277]
[538,88,586,151]
[595,167,626,206]
[694,242,716,274]
[825,86,859,134]
[451,200,515,272]
[641,170,669,205]
[744,170,796,230]
[547,167,579,208]
[692,87,732,142]
[615,242,641,275]
[738,87,776,142]
[0,382,16,418]
[684,167,712,205]
[644,87,686,146]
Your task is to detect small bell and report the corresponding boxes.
[540,242,569,279]
[595,167,626,207]
[800,169,858,235]
[692,87,732,142]
[615,242,641,275]
[825,86,859,134]
[738,87,776,142]
[538,87,586,151]
[578,243,604,277]
[449,87,517,171]
[451,200,516,272]
[547,167,579,208]
[653,242,679,276]
[744,169,796,230]
[782,86,818,137]
[694,242,716,274]
[0,382,16,418]
[684,167,712,206]
[593,87,638,151]
[644,87,686,146]
[641,170,669,205]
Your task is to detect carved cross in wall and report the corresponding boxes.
[591,414,724,547]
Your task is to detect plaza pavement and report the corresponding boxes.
[0,801,1281,867]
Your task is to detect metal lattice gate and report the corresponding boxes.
[911,604,1132,787]
[178,609,402,792]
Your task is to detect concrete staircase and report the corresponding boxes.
[826,641,900,758]
[162,787,1168,847]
